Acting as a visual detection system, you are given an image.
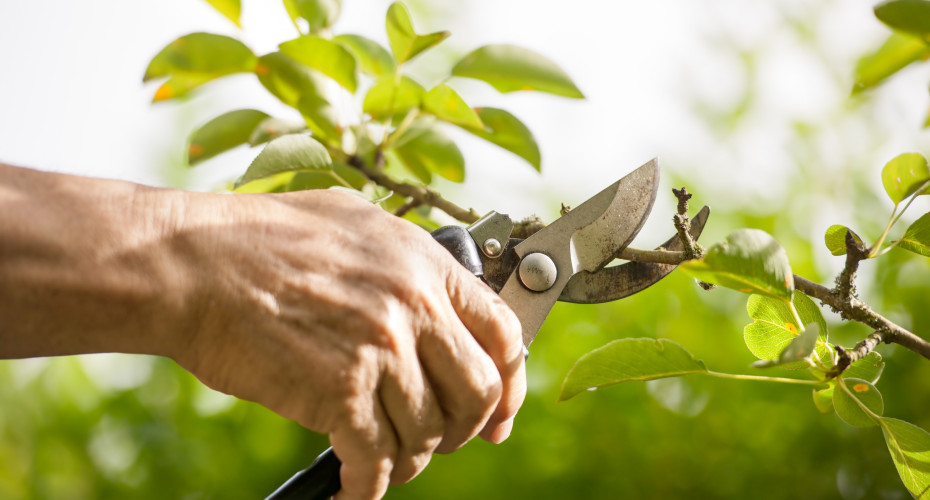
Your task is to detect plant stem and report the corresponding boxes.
[870,207,898,258]
[705,370,825,386]
[889,179,930,230]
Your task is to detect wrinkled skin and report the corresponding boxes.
[0,164,527,499]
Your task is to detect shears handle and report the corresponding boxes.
[264,226,482,500]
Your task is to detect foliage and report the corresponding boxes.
[144,0,580,222]
[3,1,930,500]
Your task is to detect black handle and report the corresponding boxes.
[265,447,341,500]
[264,226,482,499]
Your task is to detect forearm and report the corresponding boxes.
[0,163,193,359]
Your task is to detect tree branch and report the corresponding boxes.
[350,164,930,364]
[794,275,930,362]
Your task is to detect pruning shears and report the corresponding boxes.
[266,158,710,499]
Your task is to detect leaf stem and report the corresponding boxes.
[705,370,825,386]
[788,302,805,333]
[870,204,899,258]
[327,171,354,189]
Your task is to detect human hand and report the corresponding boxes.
[168,189,526,499]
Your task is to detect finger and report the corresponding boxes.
[379,334,445,484]
[330,394,397,500]
[418,304,502,454]
[445,269,527,444]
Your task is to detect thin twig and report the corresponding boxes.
[672,187,714,289]
[347,155,481,223]
[833,230,869,302]
[828,332,883,378]
[618,247,689,265]
[672,187,704,260]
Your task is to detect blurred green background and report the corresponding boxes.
[2,0,930,498]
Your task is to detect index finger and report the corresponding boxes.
[445,269,527,444]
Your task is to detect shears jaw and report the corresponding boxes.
[494,158,662,348]
[559,205,711,304]
[568,158,659,273]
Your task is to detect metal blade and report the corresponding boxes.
[559,205,710,303]
[497,159,661,347]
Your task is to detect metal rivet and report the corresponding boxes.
[483,238,502,257]
[518,253,558,292]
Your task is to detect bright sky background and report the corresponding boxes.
[1,0,928,237]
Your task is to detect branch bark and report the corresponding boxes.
[794,275,930,362]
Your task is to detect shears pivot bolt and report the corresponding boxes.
[518,253,557,292]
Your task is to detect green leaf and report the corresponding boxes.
[151,75,217,102]
[559,338,708,402]
[465,108,541,171]
[743,293,828,369]
[285,162,369,192]
[853,32,930,93]
[279,35,358,93]
[680,229,794,302]
[385,2,450,64]
[362,75,425,119]
[187,109,270,165]
[248,118,307,146]
[751,323,821,369]
[254,51,327,108]
[385,149,431,184]
[233,171,296,193]
[897,211,930,257]
[144,33,256,99]
[237,134,332,187]
[297,94,340,143]
[879,417,930,499]
[283,0,342,34]
[876,0,930,40]
[833,378,883,428]
[882,152,930,204]
[451,44,584,98]
[333,34,396,77]
[202,0,241,27]
[844,352,885,384]
[812,386,835,414]
[824,225,865,256]
[391,122,465,183]
[423,84,483,130]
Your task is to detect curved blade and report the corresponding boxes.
[559,205,710,304]
[498,159,660,347]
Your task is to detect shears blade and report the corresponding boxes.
[498,159,660,347]
[558,205,710,304]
